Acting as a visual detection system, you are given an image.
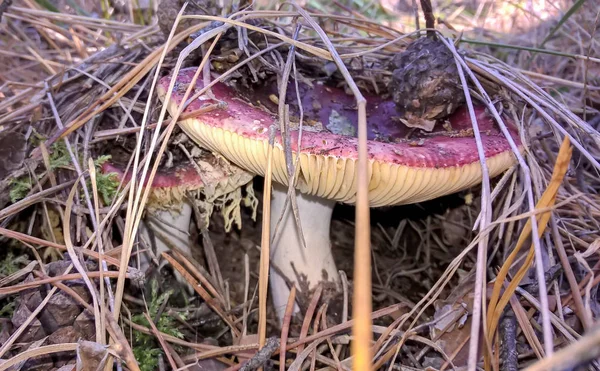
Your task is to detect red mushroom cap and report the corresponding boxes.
[101,161,204,189]
[158,68,521,206]
[101,154,253,212]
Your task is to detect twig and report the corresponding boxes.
[37,23,205,153]
[500,310,518,371]
[442,37,493,371]
[0,180,76,220]
[0,0,12,21]
[523,324,600,371]
[113,3,196,319]
[88,158,110,344]
[162,252,240,335]
[0,344,79,371]
[0,227,123,268]
[272,21,307,257]
[298,284,323,354]
[279,286,297,371]
[258,125,276,354]
[144,313,178,370]
[411,0,420,30]
[64,177,102,343]
[419,0,435,38]
[286,5,371,370]
[550,215,592,329]
[239,337,280,371]
[0,270,127,296]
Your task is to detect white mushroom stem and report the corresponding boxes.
[138,203,194,283]
[269,183,340,321]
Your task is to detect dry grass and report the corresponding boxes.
[0,0,599,370]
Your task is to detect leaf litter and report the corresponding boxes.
[0,0,599,370]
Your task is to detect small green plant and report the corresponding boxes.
[49,141,71,170]
[9,178,32,203]
[0,252,28,277]
[92,155,119,205]
[0,301,15,318]
[0,252,27,319]
[9,141,76,203]
[29,133,69,170]
[132,347,162,371]
[131,280,185,371]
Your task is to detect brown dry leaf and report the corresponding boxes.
[236,333,260,363]
[431,273,495,369]
[485,137,573,366]
[0,131,26,182]
[75,340,108,371]
[431,300,471,368]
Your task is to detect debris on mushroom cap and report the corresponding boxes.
[388,37,466,131]
[156,0,221,37]
[157,67,521,207]
[101,153,256,231]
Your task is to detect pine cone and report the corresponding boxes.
[389,37,465,131]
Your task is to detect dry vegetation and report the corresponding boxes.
[0,0,599,370]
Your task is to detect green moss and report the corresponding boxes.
[9,178,32,203]
[132,347,162,371]
[91,155,119,205]
[0,301,15,318]
[131,280,185,370]
[48,142,71,170]
[0,252,28,319]
[0,252,27,276]
[9,141,77,203]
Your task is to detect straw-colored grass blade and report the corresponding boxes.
[485,137,573,367]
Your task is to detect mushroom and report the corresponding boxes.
[101,152,255,285]
[157,68,521,319]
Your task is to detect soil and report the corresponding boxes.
[195,176,476,333]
